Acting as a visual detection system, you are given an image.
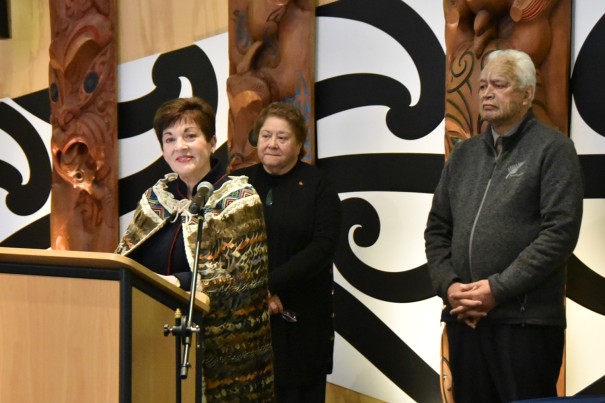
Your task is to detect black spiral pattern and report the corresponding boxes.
[1,0,604,397]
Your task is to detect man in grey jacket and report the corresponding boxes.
[425,49,583,402]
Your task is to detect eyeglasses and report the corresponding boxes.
[281,309,298,323]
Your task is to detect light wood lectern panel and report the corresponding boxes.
[0,247,209,403]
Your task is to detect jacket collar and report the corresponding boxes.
[482,109,536,149]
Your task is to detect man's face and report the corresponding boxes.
[479,66,532,132]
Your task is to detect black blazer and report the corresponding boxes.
[234,160,342,386]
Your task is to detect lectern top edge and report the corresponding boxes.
[0,246,209,312]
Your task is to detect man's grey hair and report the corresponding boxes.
[486,49,536,98]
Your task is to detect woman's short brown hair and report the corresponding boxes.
[153,97,216,145]
[251,101,308,160]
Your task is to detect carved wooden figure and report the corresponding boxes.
[227,0,316,170]
[49,0,118,252]
[443,0,571,157]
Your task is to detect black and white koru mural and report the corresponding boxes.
[1,0,603,401]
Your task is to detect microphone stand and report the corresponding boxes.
[171,309,182,402]
[164,208,205,402]
[180,210,204,379]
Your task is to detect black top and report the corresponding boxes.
[234,160,342,386]
[128,158,227,290]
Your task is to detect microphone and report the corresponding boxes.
[189,181,214,215]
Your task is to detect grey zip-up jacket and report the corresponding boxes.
[425,112,584,326]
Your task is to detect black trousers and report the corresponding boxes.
[447,322,564,403]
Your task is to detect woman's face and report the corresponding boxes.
[161,119,216,192]
[257,116,302,175]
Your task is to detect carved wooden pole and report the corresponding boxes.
[443,0,571,158]
[227,0,316,170]
[49,0,118,252]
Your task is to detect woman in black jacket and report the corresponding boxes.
[234,102,341,403]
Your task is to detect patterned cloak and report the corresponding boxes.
[116,173,275,402]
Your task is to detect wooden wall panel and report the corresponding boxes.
[117,0,228,63]
[0,0,50,99]
[0,0,336,99]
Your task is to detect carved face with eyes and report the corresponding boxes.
[49,8,115,193]
[48,2,118,251]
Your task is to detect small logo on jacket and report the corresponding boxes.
[506,161,526,179]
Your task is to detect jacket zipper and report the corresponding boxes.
[468,147,501,278]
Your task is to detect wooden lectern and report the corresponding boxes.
[0,247,209,403]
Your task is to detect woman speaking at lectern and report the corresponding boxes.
[115,97,274,402]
